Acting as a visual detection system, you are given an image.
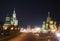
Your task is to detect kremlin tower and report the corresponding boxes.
[11,8,18,26]
[3,8,18,30]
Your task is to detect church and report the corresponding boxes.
[41,12,57,33]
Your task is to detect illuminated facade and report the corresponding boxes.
[11,8,18,26]
[3,16,11,30]
[2,8,20,35]
[27,25,31,32]
[3,8,18,30]
[42,12,57,33]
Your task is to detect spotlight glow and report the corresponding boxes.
[55,32,60,37]
[55,31,60,41]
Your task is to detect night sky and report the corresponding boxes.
[0,0,60,27]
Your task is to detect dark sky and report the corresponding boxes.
[0,0,60,27]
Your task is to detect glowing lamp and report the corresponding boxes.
[3,27,7,30]
[55,32,60,37]
[55,31,60,41]
[11,27,14,30]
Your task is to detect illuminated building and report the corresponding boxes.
[41,21,48,33]
[27,25,31,32]
[3,8,18,30]
[3,16,11,30]
[2,8,20,35]
[20,26,41,33]
[42,12,57,33]
[11,8,18,26]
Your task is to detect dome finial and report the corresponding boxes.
[13,8,15,13]
[48,11,50,17]
[14,8,15,10]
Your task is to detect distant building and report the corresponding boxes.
[11,8,18,26]
[3,16,11,30]
[2,8,20,35]
[3,8,18,30]
[41,12,57,33]
[27,25,31,32]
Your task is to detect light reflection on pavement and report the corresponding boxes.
[9,33,38,41]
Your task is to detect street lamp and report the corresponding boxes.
[11,27,14,30]
[3,27,7,30]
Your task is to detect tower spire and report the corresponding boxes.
[12,8,16,18]
[13,8,15,14]
[11,8,18,26]
[47,11,51,22]
[48,11,50,17]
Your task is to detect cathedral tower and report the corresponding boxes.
[42,11,57,33]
